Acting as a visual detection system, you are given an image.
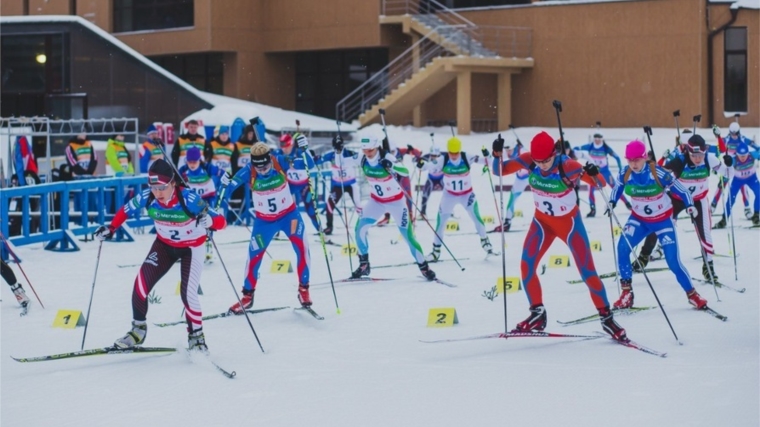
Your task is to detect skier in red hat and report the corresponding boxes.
[491,131,627,341]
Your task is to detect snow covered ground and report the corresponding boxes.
[2,125,758,427]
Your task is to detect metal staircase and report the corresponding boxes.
[335,0,532,125]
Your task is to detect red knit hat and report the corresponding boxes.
[530,131,556,162]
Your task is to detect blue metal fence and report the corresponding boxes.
[0,170,333,261]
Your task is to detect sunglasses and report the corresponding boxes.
[150,183,170,191]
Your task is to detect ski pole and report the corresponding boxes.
[691,216,720,301]
[210,237,265,352]
[448,120,456,137]
[552,100,565,143]
[725,175,738,281]
[297,122,340,314]
[336,144,354,274]
[595,181,681,344]
[603,196,622,296]
[81,240,103,350]
[379,110,464,271]
[488,137,509,334]
[0,232,44,308]
[673,110,681,146]
[692,114,702,135]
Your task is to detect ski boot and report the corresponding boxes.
[298,284,312,307]
[744,206,752,220]
[491,219,511,233]
[10,283,30,309]
[710,202,717,215]
[228,288,254,314]
[702,260,719,281]
[714,216,727,229]
[481,237,494,255]
[114,320,147,349]
[650,245,664,261]
[418,261,436,281]
[752,212,760,226]
[613,280,634,309]
[376,213,390,226]
[686,289,708,309]
[426,244,441,262]
[322,226,333,236]
[586,206,596,218]
[632,252,649,272]
[351,254,370,278]
[187,328,208,352]
[599,307,628,342]
[513,304,547,332]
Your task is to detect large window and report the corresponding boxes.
[1,34,67,118]
[150,53,224,94]
[724,27,747,112]
[113,0,194,33]
[296,49,387,119]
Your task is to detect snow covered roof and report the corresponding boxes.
[0,15,357,134]
[188,93,358,134]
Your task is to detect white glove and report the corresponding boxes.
[686,206,698,218]
[661,148,671,159]
[197,214,214,229]
[295,133,309,149]
[712,125,721,137]
[94,225,114,241]
[220,172,231,186]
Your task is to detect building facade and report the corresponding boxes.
[1,0,757,133]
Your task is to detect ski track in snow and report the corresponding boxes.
[2,127,758,427]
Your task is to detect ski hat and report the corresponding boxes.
[279,133,293,148]
[687,134,707,154]
[530,131,556,162]
[447,137,462,153]
[729,122,740,134]
[148,159,175,185]
[146,124,158,135]
[359,136,380,150]
[218,125,230,135]
[186,146,202,162]
[593,132,603,138]
[250,142,272,168]
[625,140,647,160]
[736,142,749,155]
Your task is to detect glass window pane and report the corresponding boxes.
[725,28,746,51]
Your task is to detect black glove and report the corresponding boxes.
[583,163,600,177]
[481,148,490,157]
[492,136,505,156]
[380,158,393,170]
[604,201,616,217]
[406,144,415,153]
[416,158,425,169]
[94,225,114,241]
[724,155,733,167]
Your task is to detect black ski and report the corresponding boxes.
[420,330,605,343]
[557,306,656,326]
[374,258,470,269]
[154,307,290,327]
[295,306,324,320]
[701,307,728,321]
[186,350,236,379]
[315,239,342,247]
[419,275,457,288]
[566,267,671,284]
[11,346,176,363]
[310,277,398,286]
[690,277,746,293]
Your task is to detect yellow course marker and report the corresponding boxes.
[52,310,86,328]
[426,308,459,327]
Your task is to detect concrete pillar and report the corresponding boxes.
[413,104,424,127]
[497,72,512,131]
[457,71,471,135]
[411,33,421,73]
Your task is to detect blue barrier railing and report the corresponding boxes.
[1,170,334,260]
